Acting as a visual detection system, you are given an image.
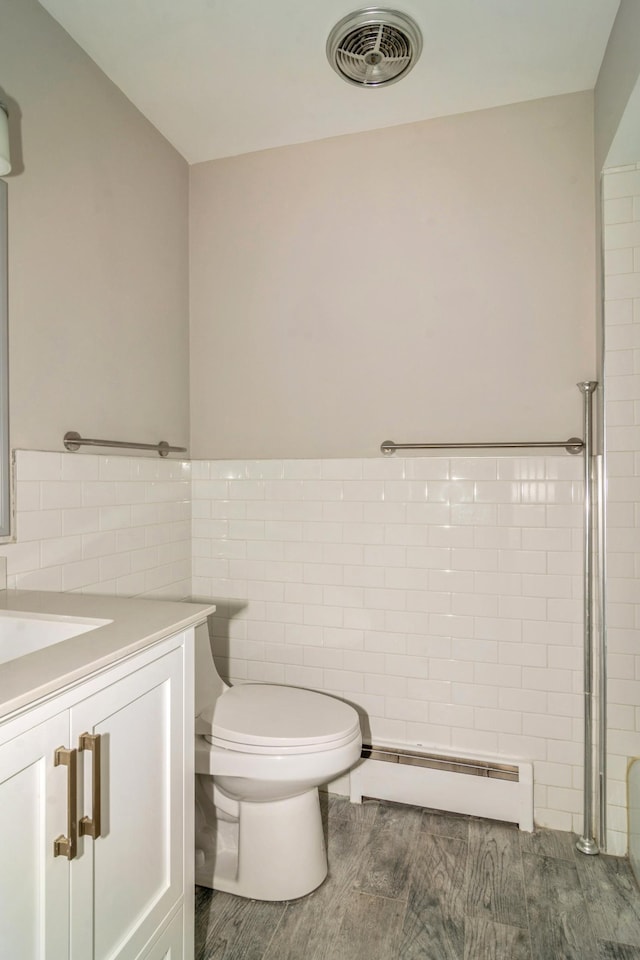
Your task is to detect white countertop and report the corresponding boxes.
[0,590,216,721]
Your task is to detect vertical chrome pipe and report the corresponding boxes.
[597,172,608,852]
[597,453,607,850]
[576,380,599,856]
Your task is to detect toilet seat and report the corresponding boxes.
[197,683,361,756]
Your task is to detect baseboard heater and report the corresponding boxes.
[349,743,534,832]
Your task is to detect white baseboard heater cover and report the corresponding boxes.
[349,744,534,832]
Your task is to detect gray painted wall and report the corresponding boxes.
[0,0,190,455]
[190,93,596,459]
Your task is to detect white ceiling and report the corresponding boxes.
[39,0,620,165]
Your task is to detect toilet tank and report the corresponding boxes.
[194,620,228,714]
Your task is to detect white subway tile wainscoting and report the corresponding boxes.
[0,450,192,600]
[192,454,584,836]
[2,440,630,850]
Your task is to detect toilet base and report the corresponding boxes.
[195,779,328,901]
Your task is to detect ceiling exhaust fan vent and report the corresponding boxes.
[327,8,422,88]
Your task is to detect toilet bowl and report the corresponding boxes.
[194,626,362,901]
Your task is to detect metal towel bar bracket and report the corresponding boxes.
[63,432,187,457]
[380,437,584,455]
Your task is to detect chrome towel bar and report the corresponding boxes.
[63,431,187,457]
[381,437,584,455]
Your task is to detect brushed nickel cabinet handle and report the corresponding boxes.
[53,746,78,860]
[79,732,102,840]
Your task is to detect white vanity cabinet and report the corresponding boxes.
[0,707,70,957]
[0,628,194,960]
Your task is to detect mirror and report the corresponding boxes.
[0,179,9,539]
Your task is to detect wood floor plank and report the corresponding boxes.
[355,801,423,900]
[194,886,286,960]
[399,830,467,960]
[329,794,379,826]
[262,816,370,960]
[576,853,640,947]
[523,852,599,960]
[195,802,640,960]
[599,942,640,960]
[422,808,470,841]
[466,820,528,929]
[463,917,532,960]
[519,826,576,861]
[332,891,407,960]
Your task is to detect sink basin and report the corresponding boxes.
[0,611,112,665]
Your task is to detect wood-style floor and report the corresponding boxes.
[194,797,640,960]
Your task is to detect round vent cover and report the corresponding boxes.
[327,8,422,88]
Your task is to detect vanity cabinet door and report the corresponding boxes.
[69,646,185,960]
[142,908,184,960]
[0,710,70,960]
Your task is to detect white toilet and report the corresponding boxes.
[194,624,362,901]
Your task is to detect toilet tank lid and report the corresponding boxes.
[197,683,360,748]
